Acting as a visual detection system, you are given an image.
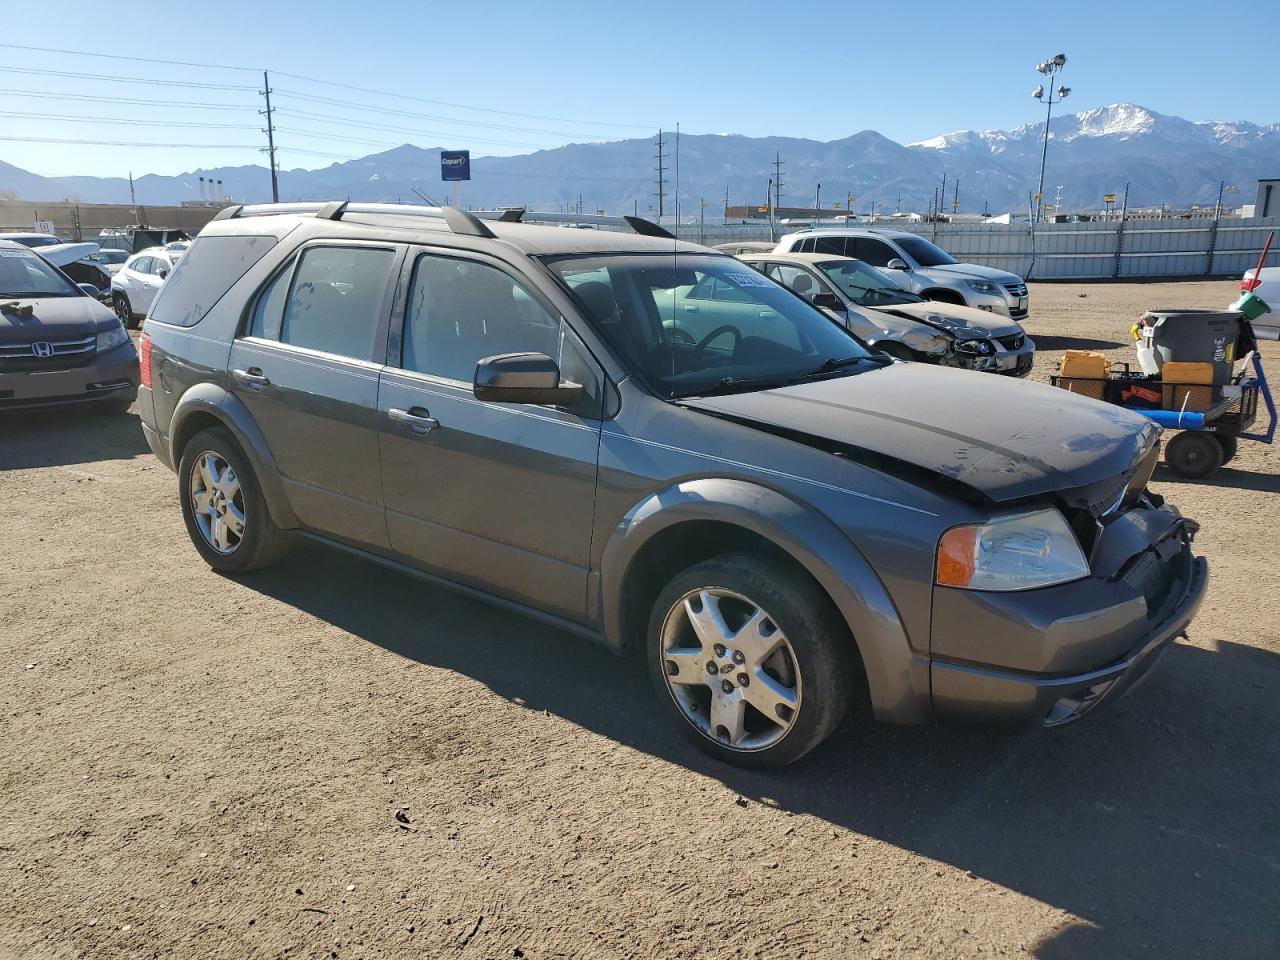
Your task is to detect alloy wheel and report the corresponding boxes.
[659,588,802,751]
[113,295,130,325]
[189,451,246,554]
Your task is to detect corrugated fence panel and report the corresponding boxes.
[684,216,1278,281]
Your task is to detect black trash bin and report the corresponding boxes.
[1137,309,1243,384]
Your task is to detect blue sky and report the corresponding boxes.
[3,0,1275,178]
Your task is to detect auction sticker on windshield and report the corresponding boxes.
[725,271,774,289]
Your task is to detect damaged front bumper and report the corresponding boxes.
[929,504,1207,726]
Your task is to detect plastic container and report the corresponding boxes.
[1138,310,1242,384]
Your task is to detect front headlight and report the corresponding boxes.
[954,338,993,355]
[936,508,1089,591]
[966,279,1000,295]
[96,323,130,353]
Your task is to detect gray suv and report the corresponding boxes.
[137,202,1206,768]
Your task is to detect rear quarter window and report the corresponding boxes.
[148,235,278,328]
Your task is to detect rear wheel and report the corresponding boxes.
[179,427,289,573]
[1165,431,1223,479]
[647,553,855,768]
[113,292,135,328]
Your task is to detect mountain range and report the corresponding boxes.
[2,104,1276,215]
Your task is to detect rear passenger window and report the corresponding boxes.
[275,245,394,361]
[812,237,847,255]
[149,235,279,327]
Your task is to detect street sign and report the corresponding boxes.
[440,150,471,182]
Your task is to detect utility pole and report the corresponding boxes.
[953,180,960,213]
[128,170,136,211]
[940,173,947,218]
[724,185,730,220]
[773,151,784,214]
[653,130,668,221]
[846,191,854,223]
[815,183,821,221]
[260,70,279,203]
[896,191,902,214]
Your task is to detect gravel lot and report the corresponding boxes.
[2,279,1277,960]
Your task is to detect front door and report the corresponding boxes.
[378,249,603,621]
[227,241,402,547]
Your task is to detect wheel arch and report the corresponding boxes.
[169,384,299,529]
[600,478,931,724]
[919,287,967,306]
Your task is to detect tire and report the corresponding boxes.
[1165,431,1223,480]
[178,426,290,573]
[113,292,135,329]
[646,553,856,769]
[99,392,134,416]
[1214,433,1238,465]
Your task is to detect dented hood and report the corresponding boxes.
[681,363,1159,503]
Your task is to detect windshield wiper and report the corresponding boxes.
[804,355,890,377]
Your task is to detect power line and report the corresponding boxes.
[0,41,260,72]
[0,88,252,111]
[271,89,622,140]
[0,136,260,149]
[270,71,654,130]
[0,65,257,91]
[274,112,552,149]
[0,109,258,130]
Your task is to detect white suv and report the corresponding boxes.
[775,229,1029,321]
[111,247,180,328]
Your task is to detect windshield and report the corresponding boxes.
[814,260,923,306]
[0,247,80,298]
[895,236,956,267]
[544,253,877,398]
[89,250,128,264]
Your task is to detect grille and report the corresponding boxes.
[1003,282,1028,298]
[997,334,1024,351]
[0,335,96,372]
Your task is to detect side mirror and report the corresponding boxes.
[886,258,910,271]
[474,352,583,406]
[157,267,170,279]
[811,291,841,309]
[77,283,101,298]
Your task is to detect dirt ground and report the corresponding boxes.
[2,280,1277,960]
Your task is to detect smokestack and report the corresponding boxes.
[217,179,224,203]
[199,177,206,203]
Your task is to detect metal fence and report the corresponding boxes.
[675,216,1280,281]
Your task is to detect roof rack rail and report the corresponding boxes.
[211,201,672,241]
[478,208,675,240]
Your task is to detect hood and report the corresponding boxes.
[680,363,1158,503]
[0,296,118,345]
[922,263,1024,285]
[36,242,100,268]
[872,301,1023,339]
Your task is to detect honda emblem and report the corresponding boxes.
[31,341,54,359]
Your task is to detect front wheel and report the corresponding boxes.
[1165,430,1223,480]
[112,292,135,328]
[178,427,289,573]
[647,553,856,768]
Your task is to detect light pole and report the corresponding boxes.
[1032,53,1070,223]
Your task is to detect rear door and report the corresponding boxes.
[227,240,403,547]
[377,247,604,621]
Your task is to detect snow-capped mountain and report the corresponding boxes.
[2,104,1275,214]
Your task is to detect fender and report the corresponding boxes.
[169,383,300,530]
[600,478,931,724]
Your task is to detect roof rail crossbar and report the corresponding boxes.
[623,215,676,240]
[317,200,349,221]
[440,206,497,239]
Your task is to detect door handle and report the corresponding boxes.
[231,367,270,391]
[683,304,699,313]
[388,407,439,435]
